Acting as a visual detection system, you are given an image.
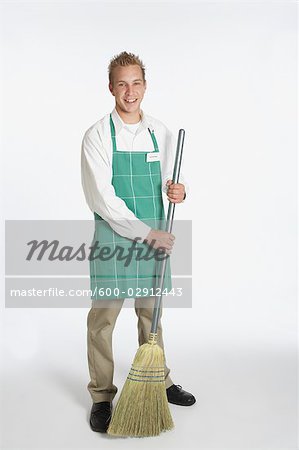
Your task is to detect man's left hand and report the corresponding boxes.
[166,179,186,203]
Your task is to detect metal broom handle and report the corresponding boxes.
[150,129,185,334]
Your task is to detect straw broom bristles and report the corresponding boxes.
[107,332,174,437]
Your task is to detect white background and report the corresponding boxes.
[0,1,297,449]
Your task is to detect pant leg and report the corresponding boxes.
[134,297,174,389]
[87,299,124,402]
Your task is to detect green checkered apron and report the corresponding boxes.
[89,114,172,300]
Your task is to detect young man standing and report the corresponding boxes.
[81,51,195,433]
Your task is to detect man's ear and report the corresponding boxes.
[109,82,114,96]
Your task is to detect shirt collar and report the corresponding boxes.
[111,107,154,135]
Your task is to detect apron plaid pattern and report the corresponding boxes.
[89,114,172,300]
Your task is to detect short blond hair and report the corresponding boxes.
[108,51,146,84]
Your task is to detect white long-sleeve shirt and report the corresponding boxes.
[81,107,189,241]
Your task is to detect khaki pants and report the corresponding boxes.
[87,297,173,402]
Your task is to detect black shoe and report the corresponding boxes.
[166,384,196,406]
[89,401,112,433]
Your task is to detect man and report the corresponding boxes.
[81,51,195,434]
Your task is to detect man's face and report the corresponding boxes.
[109,65,146,115]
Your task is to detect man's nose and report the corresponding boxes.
[126,85,134,95]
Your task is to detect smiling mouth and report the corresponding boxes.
[124,99,137,103]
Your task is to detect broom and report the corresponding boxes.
[107,129,185,438]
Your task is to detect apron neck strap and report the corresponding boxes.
[109,114,117,153]
[148,128,159,152]
[110,114,159,153]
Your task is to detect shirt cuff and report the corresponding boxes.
[132,221,152,242]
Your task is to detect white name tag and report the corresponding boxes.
[146,152,160,163]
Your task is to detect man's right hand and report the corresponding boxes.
[144,229,175,254]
